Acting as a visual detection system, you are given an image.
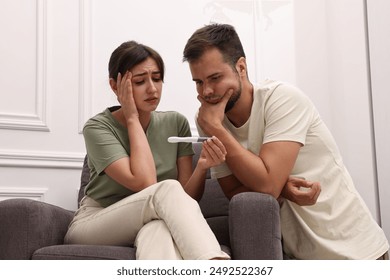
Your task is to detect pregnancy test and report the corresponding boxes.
[167,137,210,143]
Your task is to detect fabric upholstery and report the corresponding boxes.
[32,244,136,260]
[229,192,282,259]
[0,199,73,260]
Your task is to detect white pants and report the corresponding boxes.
[64,179,229,260]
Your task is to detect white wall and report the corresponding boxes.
[366,0,390,241]
[293,0,379,220]
[0,0,85,210]
[0,0,388,239]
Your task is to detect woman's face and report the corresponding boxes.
[130,57,163,113]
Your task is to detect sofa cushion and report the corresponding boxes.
[32,244,231,260]
[199,179,229,218]
[78,156,90,204]
[32,244,136,260]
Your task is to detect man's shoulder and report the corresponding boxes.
[255,79,283,92]
[255,79,305,99]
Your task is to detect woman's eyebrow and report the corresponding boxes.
[132,71,161,78]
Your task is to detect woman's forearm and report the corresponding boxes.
[127,118,157,187]
[183,164,207,201]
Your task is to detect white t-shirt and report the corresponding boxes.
[197,79,389,259]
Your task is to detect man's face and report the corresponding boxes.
[189,48,241,112]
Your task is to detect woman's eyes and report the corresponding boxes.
[133,78,161,85]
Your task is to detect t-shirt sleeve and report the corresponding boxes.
[263,84,314,145]
[83,121,128,175]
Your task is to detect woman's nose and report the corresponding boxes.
[147,80,157,93]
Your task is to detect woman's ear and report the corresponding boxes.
[109,78,118,94]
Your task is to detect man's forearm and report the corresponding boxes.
[209,127,281,197]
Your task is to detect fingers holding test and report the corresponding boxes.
[202,136,227,166]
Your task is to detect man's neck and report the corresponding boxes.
[226,82,254,128]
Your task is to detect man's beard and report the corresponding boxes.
[225,84,242,113]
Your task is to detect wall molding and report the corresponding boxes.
[0,149,84,169]
[0,186,48,202]
[78,0,92,133]
[0,0,49,132]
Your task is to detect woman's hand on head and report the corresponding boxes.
[116,71,139,122]
[198,136,227,170]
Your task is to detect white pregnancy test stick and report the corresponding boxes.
[168,136,210,143]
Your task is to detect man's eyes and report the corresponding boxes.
[195,76,220,85]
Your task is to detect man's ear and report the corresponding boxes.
[109,78,118,94]
[236,57,247,76]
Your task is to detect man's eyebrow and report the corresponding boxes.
[207,73,220,79]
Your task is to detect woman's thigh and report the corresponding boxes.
[65,183,163,246]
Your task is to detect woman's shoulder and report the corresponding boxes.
[83,107,119,131]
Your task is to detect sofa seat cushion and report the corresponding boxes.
[32,244,135,260]
[32,244,231,260]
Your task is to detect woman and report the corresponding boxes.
[64,41,230,260]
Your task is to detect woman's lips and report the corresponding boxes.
[145,97,159,103]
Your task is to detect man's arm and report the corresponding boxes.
[208,125,301,199]
[197,89,317,201]
[218,172,321,206]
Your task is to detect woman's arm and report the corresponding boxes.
[105,72,157,192]
[177,137,227,201]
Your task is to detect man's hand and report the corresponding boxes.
[197,89,233,135]
[280,177,321,206]
[197,136,227,170]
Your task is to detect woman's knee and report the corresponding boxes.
[153,179,194,204]
[156,179,184,194]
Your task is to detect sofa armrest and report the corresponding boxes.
[229,192,283,260]
[0,199,74,259]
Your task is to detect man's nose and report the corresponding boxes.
[201,83,213,97]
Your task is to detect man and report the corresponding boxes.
[183,23,389,259]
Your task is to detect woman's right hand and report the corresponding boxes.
[116,71,139,122]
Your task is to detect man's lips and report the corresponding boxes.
[204,97,221,104]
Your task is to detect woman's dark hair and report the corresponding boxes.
[108,41,165,81]
[183,23,246,69]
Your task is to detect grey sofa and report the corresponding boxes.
[0,143,282,260]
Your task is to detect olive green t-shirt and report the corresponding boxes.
[83,106,194,207]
